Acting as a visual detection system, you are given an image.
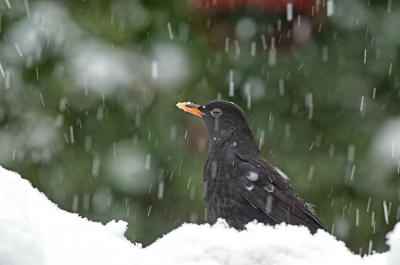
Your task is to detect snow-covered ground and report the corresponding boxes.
[0,165,399,265]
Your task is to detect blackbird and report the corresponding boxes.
[176,100,325,234]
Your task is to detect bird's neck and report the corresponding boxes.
[210,129,260,155]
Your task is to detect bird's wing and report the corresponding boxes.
[235,153,325,232]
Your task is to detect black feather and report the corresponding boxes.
[180,100,325,233]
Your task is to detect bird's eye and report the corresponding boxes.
[211,108,222,117]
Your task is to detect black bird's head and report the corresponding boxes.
[176,100,254,141]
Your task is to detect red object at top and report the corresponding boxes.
[199,0,317,11]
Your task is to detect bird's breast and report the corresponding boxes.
[203,146,245,222]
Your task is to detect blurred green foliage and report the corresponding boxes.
[1,0,400,254]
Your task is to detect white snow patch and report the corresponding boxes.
[387,222,400,265]
[68,41,138,96]
[0,165,399,265]
[151,43,190,87]
[246,171,259,182]
[0,166,139,265]
[372,118,400,165]
[275,166,290,180]
[105,141,156,194]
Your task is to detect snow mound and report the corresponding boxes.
[140,220,385,265]
[0,165,398,265]
[387,222,400,265]
[0,166,139,265]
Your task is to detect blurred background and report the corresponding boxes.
[0,0,399,254]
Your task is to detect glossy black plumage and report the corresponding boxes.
[177,100,325,234]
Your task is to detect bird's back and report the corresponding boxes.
[203,135,325,234]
